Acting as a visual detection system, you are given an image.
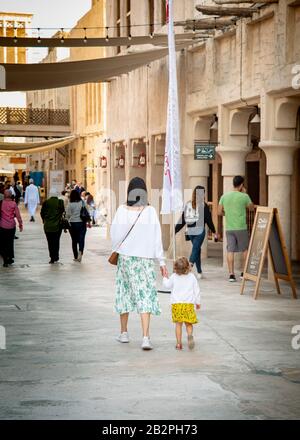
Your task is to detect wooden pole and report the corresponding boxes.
[196,5,258,17]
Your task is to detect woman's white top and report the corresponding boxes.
[110,205,165,266]
[163,273,201,305]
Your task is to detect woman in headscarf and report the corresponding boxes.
[40,188,65,264]
[0,190,23,267]
[110,177,167,351]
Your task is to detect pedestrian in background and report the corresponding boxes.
[175,185,217,279]
[218,175,254,282]
[163,257,200,351]
[86,192,96,225]
[0,182,4,201]
[66,189,90,263]
[41,188,65,264]
[0,190,23,267]
[110,177,167,351]
[24,178,40,222]
[60,190,70,210]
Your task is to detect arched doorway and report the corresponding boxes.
[245,114,267,207]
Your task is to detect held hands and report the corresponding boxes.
[196,304,201,310]
[160,265,168,278]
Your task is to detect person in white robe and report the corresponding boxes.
[24,179,40,222]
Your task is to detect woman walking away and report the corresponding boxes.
[110,177,168,351]
[0,190,23,267]
[175,185,217,279]
[163,257,201,351]
[41,188,65,264]
[66,189,90,263]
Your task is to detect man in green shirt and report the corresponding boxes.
[218,176,254,282]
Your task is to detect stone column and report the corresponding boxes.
[216,146,251,270]
[259,140,300,256]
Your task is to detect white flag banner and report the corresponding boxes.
[161,0,183,215]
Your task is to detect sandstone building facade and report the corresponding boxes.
[105,0,300,263]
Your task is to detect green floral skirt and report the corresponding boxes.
[115,255,161,316]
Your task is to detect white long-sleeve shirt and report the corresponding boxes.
[163,273,201,305]
[110,205,165,266]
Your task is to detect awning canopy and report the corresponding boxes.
[1,41,196,92]
[0,136,75,154]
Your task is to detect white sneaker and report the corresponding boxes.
[141,336,153,350]
[116,332,129,343]
[77,251,82,263]
[196,273,203,280]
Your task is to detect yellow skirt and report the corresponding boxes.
[172,303,198,324]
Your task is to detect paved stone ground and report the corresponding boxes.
[0,208,300,420]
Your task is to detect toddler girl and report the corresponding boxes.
[163,257,201,350]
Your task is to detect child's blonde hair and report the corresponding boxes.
[174,256,190,275]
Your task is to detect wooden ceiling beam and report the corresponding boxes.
[213,0,278,4]
[175,18,236,30]
[196,5,258,17]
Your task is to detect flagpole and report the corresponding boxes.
[161,0,183,265]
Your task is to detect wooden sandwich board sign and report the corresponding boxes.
[241,207,297,300]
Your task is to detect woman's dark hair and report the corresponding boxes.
[70,189,81,203]
[192,185,205,210]
[126,177,148,207]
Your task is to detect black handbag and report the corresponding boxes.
[80,201,91,223]
[60,213,70,232]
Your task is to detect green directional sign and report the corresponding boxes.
[194,142,216,160]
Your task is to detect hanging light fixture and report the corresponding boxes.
[37,28,41,44]
[193,20,196,34]
[210,114,218,131]
[105,27,109,42]
[83,27,87,44]
[250,106,261,124]
[60,28,64,44]
[13,27,18,44]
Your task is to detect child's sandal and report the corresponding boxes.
[175,343,183,350]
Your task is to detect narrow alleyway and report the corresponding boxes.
[0,209,299,420]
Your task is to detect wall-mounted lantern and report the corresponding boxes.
[100,156,107,168]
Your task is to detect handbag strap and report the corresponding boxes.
[115,206,146,251]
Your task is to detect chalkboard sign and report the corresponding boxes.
[269,217,288,276]
[246,210,271,277]
[241,207,297,300]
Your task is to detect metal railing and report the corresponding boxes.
[0,107,70,126]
